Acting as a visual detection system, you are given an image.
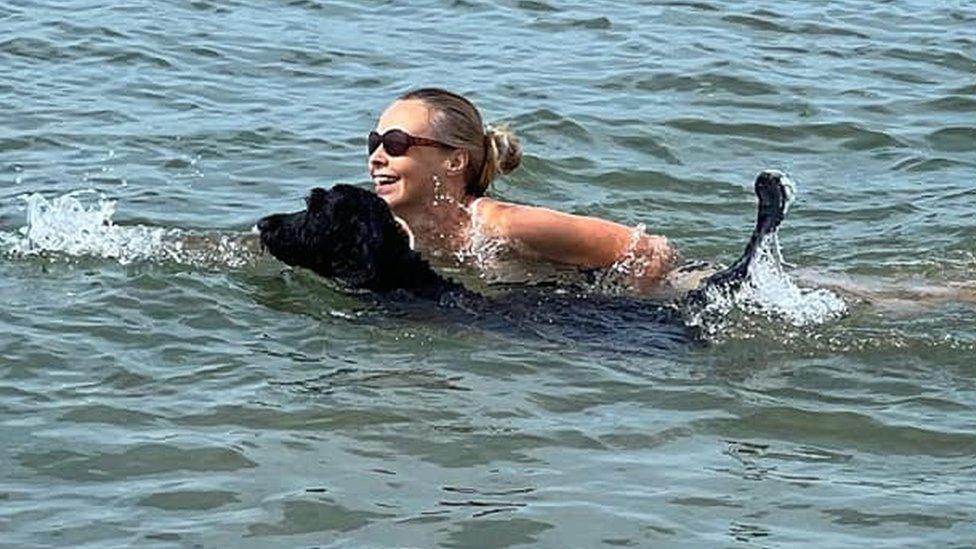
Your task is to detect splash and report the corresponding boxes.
[455,199,577,286]
[456,229,571,287]
[0,190,262,269]
[685,233,848,339]
[586,223,651,295]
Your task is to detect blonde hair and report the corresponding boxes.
[399,88,522,197]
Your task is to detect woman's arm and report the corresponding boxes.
[478,200,677,284]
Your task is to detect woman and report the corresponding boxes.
[368,87,678,292]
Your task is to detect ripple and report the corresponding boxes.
[722,13,791,33]
[531,16,613,31]
[60,404,159,426]
[658,1,718,12]
[670,496,742,509]
[705,407,976,457]
[508,108,591,142]
[882,46,976,74]
[18,444,256,481]
[285,0,327,12]
[444,518,554,548]
[246,499,391,536]
[796,22,869,39]
[174,404,414,431]
[926,127,976,153]
[948,82,976,95]
[607,133,681,164]
[278,48,334,67]
[0,37,67,61]
[515,0,558,12]
[96,48,174,69]
[598,71,780,97]
[822,508,959,529]
[188,0,233,13]
[922,95,976,112]
[276,367,471,392]
[591,168,725,196]
[0,137,35,153]
[44,21,129,40]
[664,118,905,151]
[891,156,972,173]
[871,68,938,85]
[139,489,240,511]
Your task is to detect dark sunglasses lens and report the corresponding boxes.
[368,131,381,154]
[383,130,411,156]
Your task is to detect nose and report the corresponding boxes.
[257,215,276,234]
[368,143,388,169]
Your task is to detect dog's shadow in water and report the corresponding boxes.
[254,171,793,355]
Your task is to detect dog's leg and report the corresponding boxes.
[683,170,795,307]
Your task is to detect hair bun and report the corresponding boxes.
[486,124,522,176]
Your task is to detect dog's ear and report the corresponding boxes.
[306,187,328,211]
[296,184,414,290]
[335,210,387,289]
[338,196,414,290]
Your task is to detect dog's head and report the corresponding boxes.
[257,184,415,291]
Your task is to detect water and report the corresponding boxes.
[2,1,974,546]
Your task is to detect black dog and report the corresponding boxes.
[257,171,792,342]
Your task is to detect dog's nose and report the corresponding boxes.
[257,216,275,234]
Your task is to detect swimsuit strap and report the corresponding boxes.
[468,196,488,229]
[394,216,416,250]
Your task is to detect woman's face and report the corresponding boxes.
[368,99,456,214]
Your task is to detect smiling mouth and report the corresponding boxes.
[373,175,399,187]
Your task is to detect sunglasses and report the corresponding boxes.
[368,129,452,157]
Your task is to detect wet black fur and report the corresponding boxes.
[257,185,467,300]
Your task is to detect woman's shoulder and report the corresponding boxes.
[469,197,534,236]
[468,197,501,226]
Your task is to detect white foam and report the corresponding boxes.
[736,236,848,325]
[587,223,652,295]
[1,191,261,269]
[685,233,848,338]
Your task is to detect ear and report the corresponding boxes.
[337,214,385,289]
[444,148,469,176]
[306,187,328,210]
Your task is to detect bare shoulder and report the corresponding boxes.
[474,198,600,239]
[467,196,666,271]
[472,196,519,217]
[470,197,533,236]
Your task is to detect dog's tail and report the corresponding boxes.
[683,170,795,310]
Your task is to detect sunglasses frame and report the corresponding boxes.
[368,129,453,157]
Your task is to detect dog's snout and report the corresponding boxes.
[257,215,276,234]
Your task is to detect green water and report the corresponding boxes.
[1,1,974,547]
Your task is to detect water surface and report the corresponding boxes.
[1,1,974,547]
